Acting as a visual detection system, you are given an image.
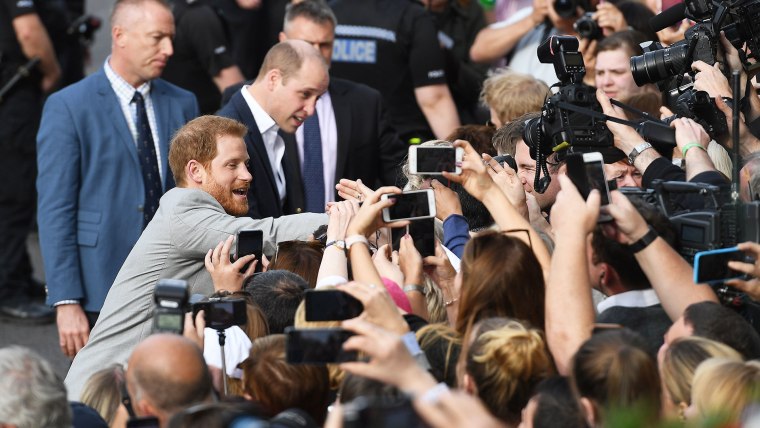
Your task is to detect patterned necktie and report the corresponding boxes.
[132,91,163,228]
[302,112,325,213]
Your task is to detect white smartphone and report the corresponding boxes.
[582,152,611,206]
[408,146,463,175]
[381,189,436,222]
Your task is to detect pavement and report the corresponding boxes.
[0,233,72,383]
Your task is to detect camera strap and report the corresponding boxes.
[554,100,676,145]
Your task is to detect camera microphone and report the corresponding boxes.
[649,2,686,32]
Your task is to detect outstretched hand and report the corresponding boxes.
[346,186,410,237]
[204,236,257,293]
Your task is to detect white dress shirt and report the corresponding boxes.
[241,86,287,204]
[597,289,661,315]
[295,92,338,203]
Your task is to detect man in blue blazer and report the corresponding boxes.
[36,0,199,358]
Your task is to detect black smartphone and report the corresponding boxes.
[492,154,517,172]
[693,247,752,285]
[236,229,263,273]
[381,190,436,222]
[566,152,611,204]
[192,298,248,330]
[304,289,364,321]
[285,327,358,364]
[391,218,435,257]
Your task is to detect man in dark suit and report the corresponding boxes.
[37,0,199,358]
[220,0,406,216]
[217,39,329,218]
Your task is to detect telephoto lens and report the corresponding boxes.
[554,0,578,18]
[630,43,689,86]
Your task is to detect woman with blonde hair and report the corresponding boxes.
[688,358,760,424]
[80,364,130,427]
[658,336,743,420]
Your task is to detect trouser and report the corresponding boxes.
[0,83,41,300]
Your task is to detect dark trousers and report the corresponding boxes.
[0,83,41,300]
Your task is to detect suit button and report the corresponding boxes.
[138,204,144,212]
[296,208,302,213]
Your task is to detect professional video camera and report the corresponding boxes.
[522,36,615,192]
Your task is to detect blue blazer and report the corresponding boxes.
[36,69,199,312]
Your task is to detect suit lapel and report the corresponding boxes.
[150,80,176,190]
[330,81,351,194]
[96,72,140,173]
[232,93,279,197]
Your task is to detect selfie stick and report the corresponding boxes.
[216,330,228,397]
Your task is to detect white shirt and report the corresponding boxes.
[241,86,287,204]
[597,288,661,315]
[295,92,338,204]
[104,58,164,184]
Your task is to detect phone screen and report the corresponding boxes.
[285,327,357,364]
[385,191,432,221]
[237,230,263,273]
[391,218,435,257]
[584,159,610,206]
[694,248,747,284]
[304,290,364,321]
[416,147,456,173]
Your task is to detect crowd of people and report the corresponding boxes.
[2,0,760,426]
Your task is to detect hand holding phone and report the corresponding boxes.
[391,218,435,258]
[694,246,753,285]
[285,327,358,364]
[236,230,263,273]
[304,290,364,321]
[408,146,463,175]
[381,190,436,223]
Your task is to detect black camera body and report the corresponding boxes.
[671,90,728,137]
[574,12,603,40]
[153,279,189,335]
[523,36,614,164]
[192,298,247,331]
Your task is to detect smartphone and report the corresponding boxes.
[693,247,752,285]
[492,154,517,172]
[304,289,364,321]
[566,152,611,205]
[391,218,435,257]
[285,327,358,364]
[192,298,248,331]
[408,146,463,175]
[381,189,436,222]
[236,229,263,273]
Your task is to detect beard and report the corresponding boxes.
[203,174,249,216]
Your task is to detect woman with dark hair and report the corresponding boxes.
[268,240,324,288]
[456,231,546,335]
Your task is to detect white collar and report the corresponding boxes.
[241,85,277,136]
[597,289,661,314]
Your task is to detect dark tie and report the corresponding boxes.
[302,112,325,212]
[132,91,162,228]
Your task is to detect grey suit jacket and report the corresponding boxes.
[64,187,327,399]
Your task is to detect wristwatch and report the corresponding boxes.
[325,239,346,252]
[628,142,653,165]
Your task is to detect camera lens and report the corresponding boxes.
[630,43,689,86]
[574,13,602,39]
[554,0,577,18]
[522,117,543,158]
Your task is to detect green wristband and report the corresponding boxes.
[681,142,706,158]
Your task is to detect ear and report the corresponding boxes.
[186,159,206,185]
[265,69,282,91]
[134,398,157,419]
[580,397,597,428]
[278,31,287,43]
[677,401,688,421]
[112,25,126,48]
[462,373,477,395]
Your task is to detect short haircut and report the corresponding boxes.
[257,41,311,83]
[284,0,337,30]
[683,301,760,359]
[110,0,170,27]
[493,112,540,156]
[246,270,308,334]
[571,329,661,425]
[591,196,678,291]
[480,69,549,126]
[241,335,329,424]
[597,30,649,57]
[446,125,497,157]
[0,346,71,428]
[81,364,127,425]
[168,115,247,187]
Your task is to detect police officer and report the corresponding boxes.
[328,0,461,143]
[0,0,60,322]
[162,0,244,114]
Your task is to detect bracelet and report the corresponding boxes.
[344,235,370,255]
[681,142,707,158]
[627,226,658,253]
[403,284,426,295]
[444,296,459,307]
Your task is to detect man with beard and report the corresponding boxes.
[63,115,327,399]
